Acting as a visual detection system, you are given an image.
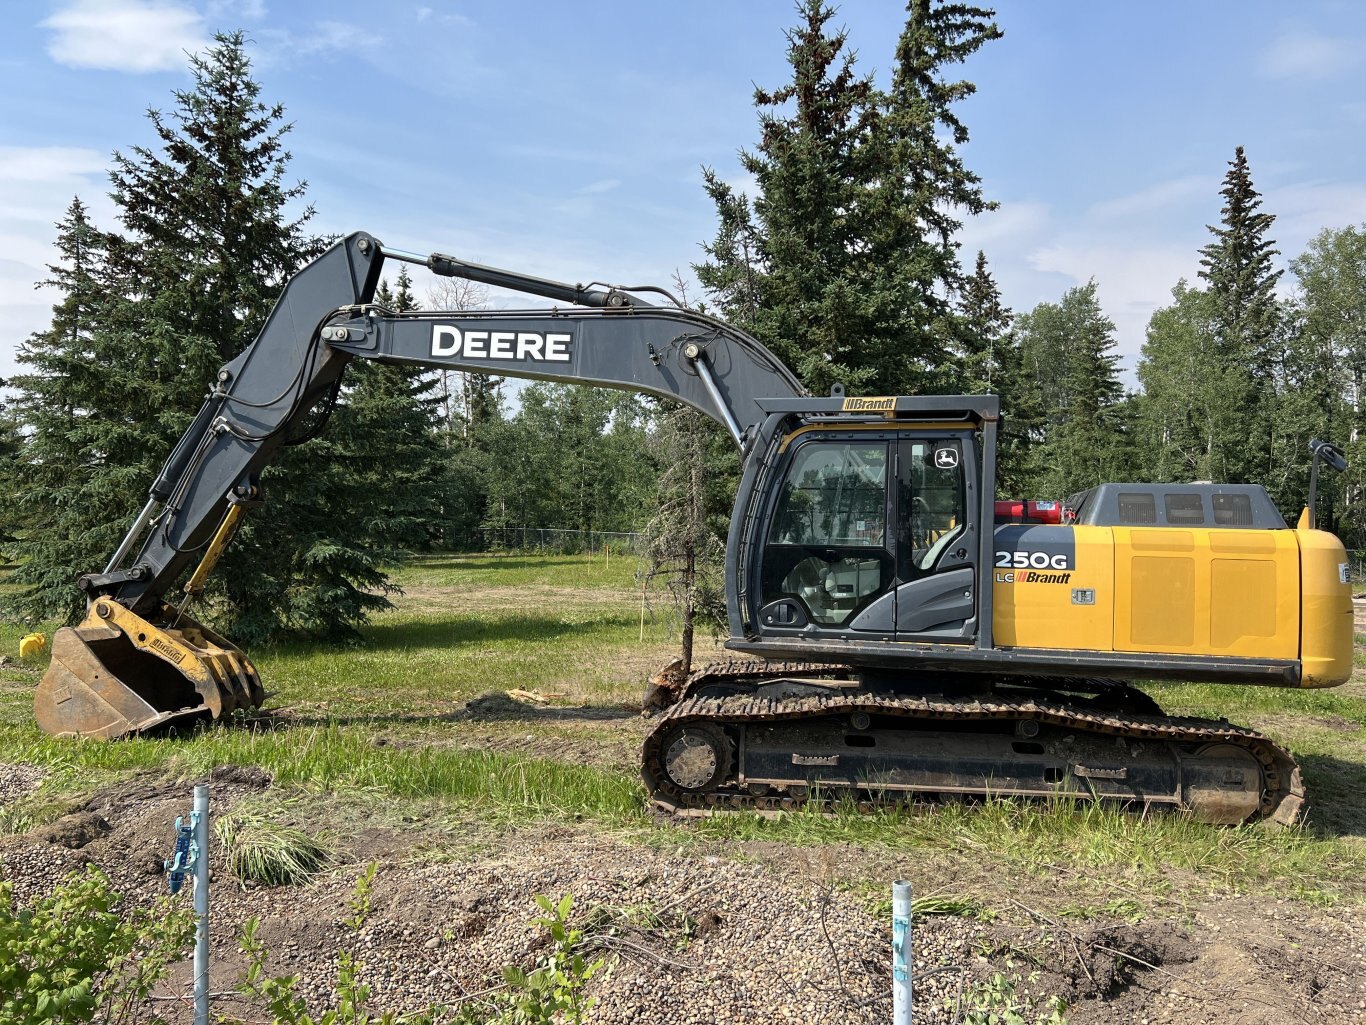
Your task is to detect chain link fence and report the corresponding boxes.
[1349,550,1366,591]
[474,526,644,555]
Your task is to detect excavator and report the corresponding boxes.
[33,232,1356,826]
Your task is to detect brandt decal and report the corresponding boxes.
[431,326,573,362]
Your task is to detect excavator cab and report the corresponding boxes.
[747,402,991,648]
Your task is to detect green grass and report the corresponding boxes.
[386,551,644,590]
[1,551,1364,917]
[215,798,336,887]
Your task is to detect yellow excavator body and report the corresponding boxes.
[994,524,1353,688]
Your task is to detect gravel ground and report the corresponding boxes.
[3,767,1366,1024]
[0,762,45,805]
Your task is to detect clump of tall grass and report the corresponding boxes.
[215,801,335,887]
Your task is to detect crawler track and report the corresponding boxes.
[642,663,1304,826]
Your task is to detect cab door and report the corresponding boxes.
[891,435,978,641]
[752,429,980,642]
[756,435,897,637]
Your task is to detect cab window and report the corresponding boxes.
[768,442,887,547]
[900,440,966,573]
[763,441,891,626]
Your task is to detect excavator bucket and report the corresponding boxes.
[34,600,264,740]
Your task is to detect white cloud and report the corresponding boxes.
[1265,181,1366,250]
[958,199,1049,252]
[293,21,380,56]
[203,0,265,19]
[0,146,107,184]
[1027,241,1200,360]
[1260,29,1356,81]
[42,0,209,73]
[579,179,622,195]
[206,0,266,18]
[956,196,1203,377]
[1087,176,1213,222]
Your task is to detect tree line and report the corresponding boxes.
[5,3,1364,646]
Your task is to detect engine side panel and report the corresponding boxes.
[991,525,1113,650]
[991,524,1340,687]
[1112,526,1300,660]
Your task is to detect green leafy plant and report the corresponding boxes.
[231,861,420,1025]
[953,970,1069,1025]
[0,866,193,1025]
[497,894,605,1025]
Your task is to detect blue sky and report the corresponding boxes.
[4,1,1366,386]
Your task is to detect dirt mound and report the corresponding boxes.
[1068,922,1197,1000]
[2,770,1365,1024]
[33,811,112,849]
[210,764,273,789]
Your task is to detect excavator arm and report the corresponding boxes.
[37,231,805,738]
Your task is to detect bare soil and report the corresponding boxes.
[4,746,1366,1024]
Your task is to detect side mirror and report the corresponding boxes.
[1305,439,1350,530]
[1311,439,1349,473]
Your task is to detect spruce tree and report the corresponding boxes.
[868,0,1003,392]
[6,34,431,640]
[344,266,450,551]
[6,198,130,621]
[956,250,1035,492]
[697,0,1001,397]
[1196,146,1284,484]
[697,0,877,394]
[957,251,1012,392]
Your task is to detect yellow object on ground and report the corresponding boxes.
[19,632,47,658]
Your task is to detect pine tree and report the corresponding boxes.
[344,266,450,551]
[1016,283,1130,498]
[697,0,877,394]
[1195,146,1284,484]
[5,198,135,622]
[868,0,1003,392]
[6,34,431,640]
[956,250,1035,492]
[958,251,1011,392]
[697,0,1001,397]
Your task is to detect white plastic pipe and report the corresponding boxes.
[892,879,912,1025]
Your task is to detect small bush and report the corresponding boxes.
[954,971,1069,1025]
[0,865,193,1025]
[231,862,412,1025]
[496,894,605,1025]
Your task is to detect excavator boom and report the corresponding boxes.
[35,231,806,739]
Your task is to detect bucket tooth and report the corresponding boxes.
[33,601,263,740]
